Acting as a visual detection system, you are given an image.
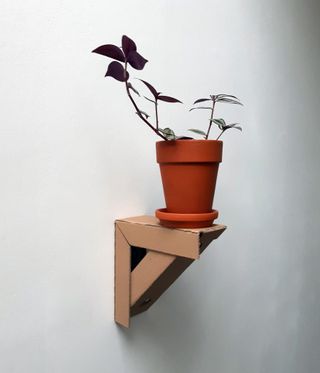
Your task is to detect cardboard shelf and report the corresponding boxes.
[114,215,226,328]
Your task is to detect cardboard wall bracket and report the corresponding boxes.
[114,215,226,328]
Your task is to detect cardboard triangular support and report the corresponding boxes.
[114,216,226,328]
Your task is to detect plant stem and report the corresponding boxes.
[124,63,166,140]
[205,99,216,139]
[216,130,225,140]
[155,99,159,130]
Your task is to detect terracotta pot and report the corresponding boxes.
[155,140,223,228]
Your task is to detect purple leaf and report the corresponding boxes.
[136,110,150,119]
[216,94,240,100]
[225,123,242,131]
[216,97,243,105]
[122,35,136,58]
[188,129,207,137]
[159,127,176,140]
[189,106,212,111]
[127,82,140,96]
[105,61,129,82]
[212,118,226,130]
[127,50,148,70]
[92,44,125,62]
[139,79,158,98]
[143,96,156,103]
[157,95,182,103]
[193,98,211,104]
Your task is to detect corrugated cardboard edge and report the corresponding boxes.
[116,215,226,260]
[114,224,131,328]
[117,215,226,233]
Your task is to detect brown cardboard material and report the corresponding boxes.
[114,215,226,328]
[114,225,131,328]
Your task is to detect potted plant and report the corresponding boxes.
[92,35,243,228]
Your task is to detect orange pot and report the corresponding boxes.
[155,140,223,228]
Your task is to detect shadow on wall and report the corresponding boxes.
[111,257,234,373]
[115,284,204,371]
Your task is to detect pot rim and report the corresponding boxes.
[156,139,223,144]
[156,138,223,163]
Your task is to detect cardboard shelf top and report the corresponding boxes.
[116,215,226,234]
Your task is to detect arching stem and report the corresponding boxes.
[124,63,166,140]
[216,130,225,140]
[205,99,216,139]
[155,99,159,130]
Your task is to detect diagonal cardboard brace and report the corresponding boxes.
[114,215,226,328]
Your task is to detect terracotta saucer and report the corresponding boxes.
[155,208,219,229]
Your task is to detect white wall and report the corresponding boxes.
[1,0,320,372]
